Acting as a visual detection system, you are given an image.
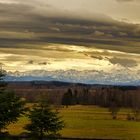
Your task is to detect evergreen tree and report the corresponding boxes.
[25,102,64,138]
[0,69,26,132]
[61,88,73,107]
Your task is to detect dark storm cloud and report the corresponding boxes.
[90,55,104,60]
[0,2,140,54]
[108,57,138,67]
[38,62,50,65]
[27,60,50,65]
[27,60,34,64]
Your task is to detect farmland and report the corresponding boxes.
[7,105,140,140]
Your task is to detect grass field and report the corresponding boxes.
[7,105,140,140]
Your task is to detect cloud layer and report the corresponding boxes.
[0,0,140,83]
[0,1,140,53]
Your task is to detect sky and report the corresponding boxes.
[0,0,140,83]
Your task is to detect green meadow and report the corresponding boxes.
[7,105,140,140]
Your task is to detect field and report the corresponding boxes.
[7,105,140,140]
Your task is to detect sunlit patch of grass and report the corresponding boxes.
[7,116,29,135]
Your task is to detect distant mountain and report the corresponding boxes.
[5,69,140,85]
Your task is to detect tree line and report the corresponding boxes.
[61,88,140,120]
[61,87,140,107]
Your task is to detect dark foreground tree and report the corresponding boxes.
[0,92,26,132]
[25,102,64,138]
[0,69,26,133]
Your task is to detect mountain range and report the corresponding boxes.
[5,69,140,86]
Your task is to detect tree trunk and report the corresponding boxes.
[40,129,44,140]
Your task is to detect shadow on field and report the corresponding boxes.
[0,132,120,140]
[0,135,120,140]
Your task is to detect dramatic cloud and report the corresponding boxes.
[0,0,140,84]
